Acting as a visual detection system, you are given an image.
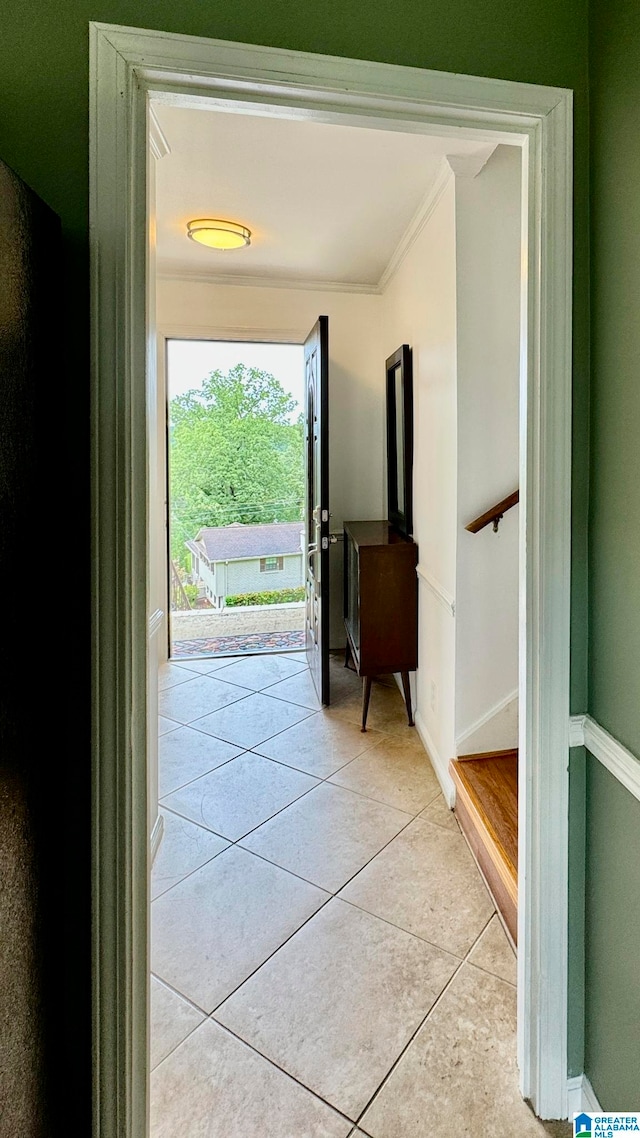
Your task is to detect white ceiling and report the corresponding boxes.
[152,103,496,291]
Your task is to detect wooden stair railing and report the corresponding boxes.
[465,489,519,534]
[170,560,192,611]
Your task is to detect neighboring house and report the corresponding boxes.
[186,521,304,608]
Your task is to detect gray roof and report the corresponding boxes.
[187,522,304,563]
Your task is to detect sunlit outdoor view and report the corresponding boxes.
[167,340,306,659]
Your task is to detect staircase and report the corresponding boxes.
[449,750,518,945]
[170,560,193,611]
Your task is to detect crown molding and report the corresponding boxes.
[156,269,380,294]
[148,106,171,160]
[445,145,497,179]
[158,322,307,343]
[377,159,453,292]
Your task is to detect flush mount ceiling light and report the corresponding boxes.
[186,218,251,250]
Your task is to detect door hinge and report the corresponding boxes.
[321,509,330,523]
[321,536,329,551]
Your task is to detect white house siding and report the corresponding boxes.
[226,553,303,597]
[196,558,227,605]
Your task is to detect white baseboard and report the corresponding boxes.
[150,813,164,866]
[567,1074,602,1114]
[582,1075,603,1112]
[414,711,456,807]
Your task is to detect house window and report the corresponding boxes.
[260,556,284,572]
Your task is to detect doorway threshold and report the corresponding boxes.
[171,629,306,659]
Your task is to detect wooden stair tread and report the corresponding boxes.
[450,752,518,878]
[450,751,518,945]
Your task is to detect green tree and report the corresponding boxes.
[169,363,304,567]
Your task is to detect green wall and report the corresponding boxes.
[585,0,640,1107]
[0,0,592,1129]
[585,758,640,1107]
[568,747,587,1079]
[589,0,640,757]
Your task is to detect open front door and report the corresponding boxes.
[304,316,330,705]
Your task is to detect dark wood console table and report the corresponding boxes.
[343,520,418,731]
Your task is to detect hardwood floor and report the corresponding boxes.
[449,751,518,944]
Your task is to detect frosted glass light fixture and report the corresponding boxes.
[186,218,251,250]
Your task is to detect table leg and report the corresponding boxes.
[401,672,415,727]
[361,676,372,732]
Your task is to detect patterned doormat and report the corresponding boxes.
[172,629,306,658]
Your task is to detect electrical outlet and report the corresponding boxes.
[430,679,437,712]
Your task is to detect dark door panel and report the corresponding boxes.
[304,316,330,705]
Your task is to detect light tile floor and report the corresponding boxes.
[151,652,570,1138]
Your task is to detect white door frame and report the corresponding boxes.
[90,23,573,1137]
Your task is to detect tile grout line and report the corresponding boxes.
[161,726,438,822]
[194,813,434,1019]
[333,894,467,960]
[158,749,247,801]
[178,700,317,750]
[198,775,456,1019]
[207,1016,357,1130]
[154,820,476,981]
[157,765,423,908]
[353,910,498,1131]
[159,687,258,729]
[159,694,438,859]
[155,761,497,996]
[160,750,316,809]
[207,889,334,1017]
[237,791,418,900]
[150,840,231,902]
[152,883,501,1128]
[463,956,517,989]
[150,1018,205,1076]
[150,971,210,1017]
[248,740,442,816]
[205,908,494,1133]
[159,759,322,845]
[223,773,322,841]
[155,677,452,918]
[161,665,424,752]
[161,666,302,709]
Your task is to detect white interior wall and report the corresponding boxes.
[156,278,386,647]
[381,177,459,793]
[454,145,521,753]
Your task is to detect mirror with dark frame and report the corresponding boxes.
[385,344,413,538]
